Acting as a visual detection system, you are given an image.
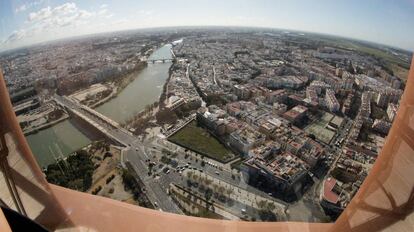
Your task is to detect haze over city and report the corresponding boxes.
[1,0,414,51]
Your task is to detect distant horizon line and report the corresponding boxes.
[1,25,413,55]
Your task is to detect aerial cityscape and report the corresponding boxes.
[1,26,412,222]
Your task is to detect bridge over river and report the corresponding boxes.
[146,58,174,64]
[53,95,183,214]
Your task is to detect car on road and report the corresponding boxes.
[215,171,220,175]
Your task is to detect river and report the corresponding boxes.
[26,44,173,167]
[96,45,172,122]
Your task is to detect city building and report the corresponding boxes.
[242,152,310,199]
[387,103,399,122]
[282,105,308,125]
[372,119,392,134]
[325,89,340,112]
[229,126,265,156]
[320,177,361,215]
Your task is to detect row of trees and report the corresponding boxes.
[121,168,152,208]
[186,171,278,221]
[121,102,159,135]
[186,172,234,206]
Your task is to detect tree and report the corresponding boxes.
[45,150,95,192]
[218,186,225,195]
[122,169,136,190]
[83,171,93,191]
[186,171,193,180]
[156,108,177,124]
[204,178,212,186]
[257,200,267,209]
[258,210,276,221]
[267,202,276,211]
[226,188,233,197]
[204,188,213,208]
[193,173,199,182]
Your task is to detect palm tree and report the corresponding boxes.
[186,171,193,180]
[257,200,267,209]
[226,188,233,197]
[267,202,276,211]
[218,186,225,195]
[205,178,212,186]
[193,173,199,182]
[212,184,218,193]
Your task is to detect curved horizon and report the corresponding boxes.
[1,25,413,55]
[1,0,414,52]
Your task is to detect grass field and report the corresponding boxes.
[305,113,336,144]
[169,122,234,163]
[311,35,411,80]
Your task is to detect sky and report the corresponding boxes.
[1,0,414,52]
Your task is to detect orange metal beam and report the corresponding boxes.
[0,208,12,232]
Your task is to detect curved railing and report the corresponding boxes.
[0,57,413,231]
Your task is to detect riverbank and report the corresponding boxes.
[120,64,176,133]
[89,85,118,108]
[24,61,147,137]
[111,62,148,98]
[27,45,173,167]
[24,114,69,136]
[158,62,176,108]
[79,62,148,109]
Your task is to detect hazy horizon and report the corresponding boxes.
[1,25,413,55]
[1,0,414,52]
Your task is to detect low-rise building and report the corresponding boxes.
[272,102,288,115]
[229,126,265,156]
[266,89,287,104]
[320,177,361,215]
[233,84,250,100]
[282,105,308,125]
[166,96,185,111]
[241,152,310,200]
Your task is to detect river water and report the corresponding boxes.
[26,44,173,167]
[96,45,172,122]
